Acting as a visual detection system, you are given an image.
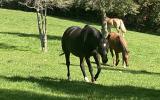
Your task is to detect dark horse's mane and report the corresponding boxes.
[80,25,103,52]
[81,25,102,39]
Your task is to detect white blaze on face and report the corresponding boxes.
[103,43,106,47]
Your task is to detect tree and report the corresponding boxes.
[0,0,2,6]
[135,0,160,32]
[22,0,73,52]
[0,0,9,6]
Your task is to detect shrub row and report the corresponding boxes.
[1,0,159,33]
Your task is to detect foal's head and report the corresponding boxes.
[98,34,109,64]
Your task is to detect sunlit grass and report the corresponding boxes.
[0,8,160,100]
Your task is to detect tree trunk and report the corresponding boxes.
[0,0,3,7]
[44,1,47,52]
[101,9,108,37]
[36,7,47,52]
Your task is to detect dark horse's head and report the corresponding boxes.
[98,34,109,64]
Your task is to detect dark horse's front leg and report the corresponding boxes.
[93,53,101,81]
[85,56,95,83]
[80,57,89,82]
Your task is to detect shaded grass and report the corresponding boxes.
[0,75,160,100]
[0,8,160,100]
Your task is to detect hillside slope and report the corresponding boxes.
[0,8,160,100]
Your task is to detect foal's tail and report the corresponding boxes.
[120,20,127,33]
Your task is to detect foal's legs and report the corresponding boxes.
[80,57,89,82]
[116,27,120,34]
[115,24,124,37]
[115,52,120,66]
[93,53,101,81]
[85,57,95,83]
[117,27,124,37]
[65,52,71,80]
[110,49,115,66]
[122,52,128,68]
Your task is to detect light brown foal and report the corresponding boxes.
[107,32,129,68]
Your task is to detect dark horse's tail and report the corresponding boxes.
[59,52,65,56]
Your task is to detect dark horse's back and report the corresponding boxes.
[62,26,83,57]
[62,25,101,57]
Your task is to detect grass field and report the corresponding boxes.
[0,8,160,100]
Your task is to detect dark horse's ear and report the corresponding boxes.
[99,33,103,38]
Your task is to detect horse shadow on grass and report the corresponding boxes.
[101,66,160,76]
[0,75,160,100]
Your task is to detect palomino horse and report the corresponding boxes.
[62,25,109,83]
[106,32,129,68]
[104,17,127,37]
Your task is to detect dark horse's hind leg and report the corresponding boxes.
[80,57,89,82]
[93,53,101,81]
[85,56,95,83]
[65,52,71,80]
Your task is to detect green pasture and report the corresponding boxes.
[0,8,160,100]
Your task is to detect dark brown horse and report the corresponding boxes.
[107,32,129,68]
[62,25,109,83]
